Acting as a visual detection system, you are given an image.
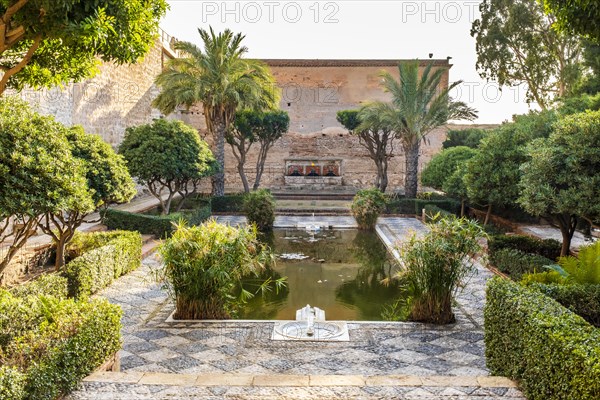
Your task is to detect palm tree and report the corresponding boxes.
[152,27,278,196]
[361,61,477,198]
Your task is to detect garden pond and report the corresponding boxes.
[239,228,403,321]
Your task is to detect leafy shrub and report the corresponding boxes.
[158,220,285,319]
[488,234,562,261]
[396,217,485,324]
[211,193,246,213]
[9,274,68,299]
[0,295,122,400]
[0,366,26,400]
[520,270,565,285]
[485,278,600,399]
[422,205,453,222]
[0,291,44,348]
[546,241,600,284]
[351,189,387,230]
[64,230,142,298]
[243,189,275,231]
[102,206,211,237]
[421,146,478,190]
[531,283,600,327]
[442,128,488,149]
[385,197,461,216]
[489,248,554,280]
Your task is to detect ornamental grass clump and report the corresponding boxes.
[158,219,285,319]
[351,188,387,230]
[398,216,485,324]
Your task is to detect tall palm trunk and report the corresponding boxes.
[404,142,420,198]
[212,120,227,197]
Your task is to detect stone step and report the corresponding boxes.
[70,372,523,399]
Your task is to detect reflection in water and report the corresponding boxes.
[238,229,403,321]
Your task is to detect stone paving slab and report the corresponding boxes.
[67,217,524,399]
[71,372,523,399]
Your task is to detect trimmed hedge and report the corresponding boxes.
[488,234,562,261]
[102,206,211,237]
[9,274,68,299]
[485,278,600,399]
[489,248,554,280]
[0,292,121,400]
[385,197,461,215]
[64,230,142,298]
[211,193,246,213]
[422,204,454,222]
[531,283,600,328]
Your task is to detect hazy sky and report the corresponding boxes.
[162,1,539,124]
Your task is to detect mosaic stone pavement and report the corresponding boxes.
[68,217,523,399]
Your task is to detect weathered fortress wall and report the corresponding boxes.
[20,45,495,192]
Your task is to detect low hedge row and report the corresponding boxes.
[102,206,211,237]
[211,193,247,213]
[422,204,454,222]
[485,278,600,399]
[0,291,121,400]
[385,198,461,216]
[530,283,600,328]
[489,248,554,280]
[488,234,562,261]
[64,230,142,298]
[9,274,68,300]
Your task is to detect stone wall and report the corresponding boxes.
[18,51,496,192]
[19,40,166,147]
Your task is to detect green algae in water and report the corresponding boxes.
[239,229,403,321]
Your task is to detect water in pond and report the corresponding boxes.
[239,228,403,321]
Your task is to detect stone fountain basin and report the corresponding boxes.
[272,321,349,341]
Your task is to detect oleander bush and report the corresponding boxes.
[485,278,600,399]
[211,193,247,213]
[487,234,562,261]
[489,248,554,280]
[102,206,211,237]
[243,189,275,231]
[352,189,387,230]
[0,292,122,400]
[158,220,285,319]
[64,230,142,298]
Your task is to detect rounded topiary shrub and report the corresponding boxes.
[243,189,275,231]
[351,188,387,230]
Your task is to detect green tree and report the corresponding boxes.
[253,110,289,190]
[360,61,477,198]
[442,128,488,149]
[471,0,581,109]
[519,110,600,256]
[152,27,278,197]
[0,0,167,95]
[541,0,600,41]
[119,119,216,215]
[464,111,557,224]
[0,96,87,274]
[40,125,136,269]
[337,109,396,192]
[443,164,472,217]
[421,146,478,190]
